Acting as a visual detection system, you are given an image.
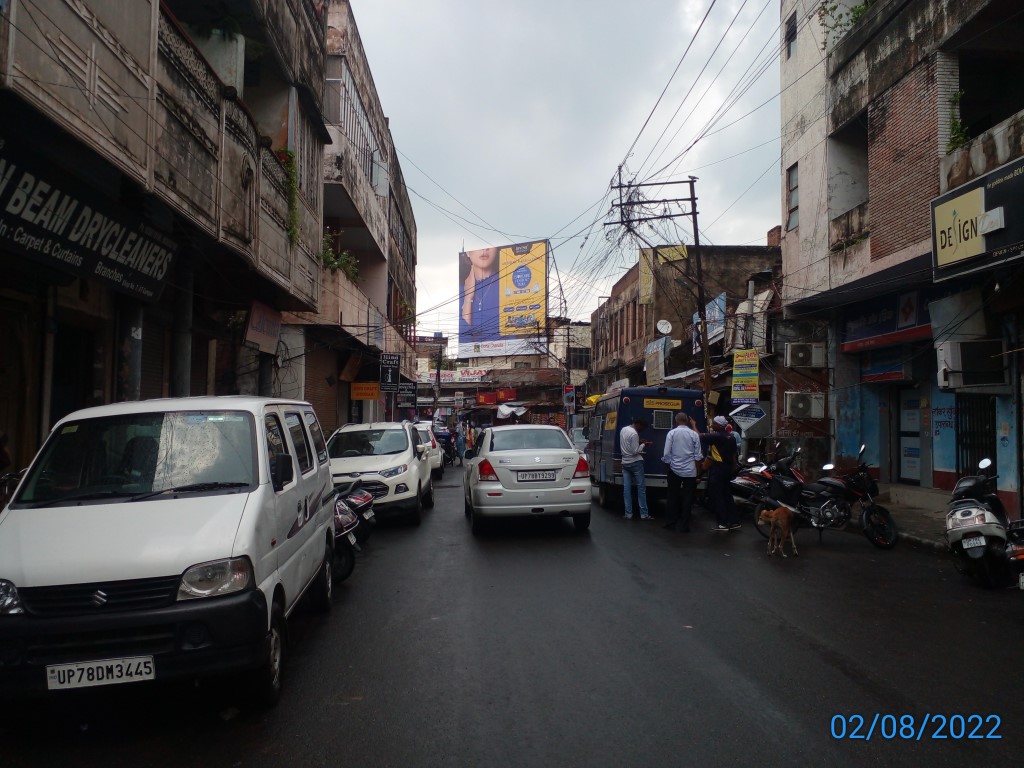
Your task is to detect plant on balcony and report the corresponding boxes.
[277,148,300,247]
[320,233,359,283]
[946,90,970,154]
[817,0,877,49]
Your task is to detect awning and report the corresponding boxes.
[786,253,932,315]
[497,404,528,419]
[663,363,732,385]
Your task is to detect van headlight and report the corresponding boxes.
[0,580,23,615]
[380,464,408,478]
[178,558,253,601]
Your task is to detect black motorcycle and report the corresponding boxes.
[753,445,898,549]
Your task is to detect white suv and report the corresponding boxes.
[327,422,434,524]
[414,423,444,480]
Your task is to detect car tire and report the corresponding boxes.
[249,602,285,709]
[423,480,435,509]
[464,492,472,518]
[470,507,484,536]
[573,512,591,531]
[410,485,423,526]
[309,547,333,611]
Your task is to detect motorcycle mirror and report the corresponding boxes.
[746,456,757,464]
[978,458,992,470]
[795,447,802,454]
[859,444,866,455]
[822,463,834,471]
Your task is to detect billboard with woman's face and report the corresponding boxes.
[458,240,548,358]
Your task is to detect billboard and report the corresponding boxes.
[458,240,548,358]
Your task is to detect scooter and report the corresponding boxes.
[335,477,375,544]
[944,458,1024,588]
[333,494,362,583]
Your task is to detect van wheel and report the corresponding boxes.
[597,483,617,509]
[309,548,333,611]
[249,603,285,709]
[423,481,435,509]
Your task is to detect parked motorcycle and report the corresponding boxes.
[753,445,898,549]
[944,458,1024,588]
[731,445,803,510]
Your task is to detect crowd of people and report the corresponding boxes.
[620,413,742,532]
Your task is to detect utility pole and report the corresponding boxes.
[606,175,713,422]
[432,339,443,422]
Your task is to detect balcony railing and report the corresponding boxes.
[829,201,870,252]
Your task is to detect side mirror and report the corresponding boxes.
[271,453,294,491]
[822,463,835,471]
[858,444,866,455]
[416,444,427,457]
[746,456,757,464]
[979,458,992,470]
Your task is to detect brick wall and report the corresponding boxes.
[305,342,341,434]
[867,55,939,261]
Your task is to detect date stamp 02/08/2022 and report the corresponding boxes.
[831,714,1001,741]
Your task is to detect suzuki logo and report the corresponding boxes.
[91,590,109,607]
[535,457,541,463]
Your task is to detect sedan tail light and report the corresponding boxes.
[573,456,589,478]
[431,435,437,449]
[478,459,498,482]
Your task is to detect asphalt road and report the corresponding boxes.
[3,466,1021,767]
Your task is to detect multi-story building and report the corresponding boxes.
[281,0,417,433]
[0,0,328,466]
[780,0,1022,513]
[589,238,780,408]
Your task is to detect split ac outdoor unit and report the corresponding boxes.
[936,339,1008,389]
[785,342,826,368]
[784,391,825,419]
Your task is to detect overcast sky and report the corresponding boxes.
[350,0,785,340]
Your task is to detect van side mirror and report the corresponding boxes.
[272,453,294,491]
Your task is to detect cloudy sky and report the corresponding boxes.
[350,0,785,339]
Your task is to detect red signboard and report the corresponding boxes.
[496,388,517,401]
[476,392,497,405]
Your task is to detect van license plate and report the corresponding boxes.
[962,534,985,549]
[47,656,154,690]
[518,471,556,482]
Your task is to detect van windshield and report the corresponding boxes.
[13,411,257,506]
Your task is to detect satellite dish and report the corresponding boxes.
[656,319,672,334]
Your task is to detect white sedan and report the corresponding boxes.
[463,424,592,534]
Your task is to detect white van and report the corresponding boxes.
[0,396,335,707]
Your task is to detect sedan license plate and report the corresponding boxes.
[962,534,985,549]
[47,656,154,690]
[518,470,557,482]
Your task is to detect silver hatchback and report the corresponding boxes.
[463,424,591,534]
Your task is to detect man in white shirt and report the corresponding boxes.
[619,418,651,520]
[661,412,703,531]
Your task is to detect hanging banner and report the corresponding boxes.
[731,349,759,404]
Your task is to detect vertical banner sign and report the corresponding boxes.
[379,354,400,393]
[731,349,759,404]
[639,245,687,305]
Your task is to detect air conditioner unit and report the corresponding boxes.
[784,391,825,419]
[785,342,826,368]
[936,339,1008,389]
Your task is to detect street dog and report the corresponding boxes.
[759,506,798,558]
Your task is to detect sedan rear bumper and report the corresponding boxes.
[470,483,592,517]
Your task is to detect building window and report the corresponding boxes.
[513,361,530,369]
[567,347,591,371]
[785,13,797,59]
[786,163,799,230]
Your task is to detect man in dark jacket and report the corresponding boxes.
[701,415,740,531]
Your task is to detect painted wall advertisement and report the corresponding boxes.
[692,293,726,354]
[639,244,687,305]
[458,240,548,358]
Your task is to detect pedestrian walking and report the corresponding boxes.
[619,417,652,520]
[661,412,702,532]
[702,415,740,531]
[455,423,466,466]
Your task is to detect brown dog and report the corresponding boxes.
[759,506,798,558]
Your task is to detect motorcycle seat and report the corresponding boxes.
[803,482,831,494]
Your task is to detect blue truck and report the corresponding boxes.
[588,386,707,508]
